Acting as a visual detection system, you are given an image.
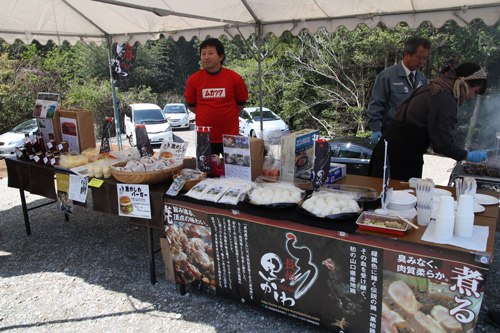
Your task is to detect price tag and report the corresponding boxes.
[88,178,104,188]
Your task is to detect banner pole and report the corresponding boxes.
[106,36,123,150]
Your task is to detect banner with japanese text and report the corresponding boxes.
[163,201,486,332]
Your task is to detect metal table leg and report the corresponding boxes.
[19,189,31,235]
[147,226,157,285]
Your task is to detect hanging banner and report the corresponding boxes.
[112,42,138,82]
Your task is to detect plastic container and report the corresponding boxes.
[320,184,380,210]
[356,212,409,236]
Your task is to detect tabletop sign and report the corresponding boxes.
[88,178,104,188]
[117,183,151,219]
[68,174,88,203]
[223,134,251,181]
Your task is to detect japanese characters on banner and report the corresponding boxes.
[223,135,251,181]
[196,127,212,174]
[117,184,151,218]
[112,42,138,83]
[164,202,487,332]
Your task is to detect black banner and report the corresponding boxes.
[99,117,113,154]
[112,42,138,82]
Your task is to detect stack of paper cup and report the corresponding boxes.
[434,196,455,241]
[455,194,474,237]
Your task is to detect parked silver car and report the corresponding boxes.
[162,103,190,129]
[124,103,173,146]
[0,119,38,158]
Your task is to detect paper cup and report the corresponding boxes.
[417,208,432,226]
[434,215,454,241]
[455,194,474,237]
[437,196,455,218]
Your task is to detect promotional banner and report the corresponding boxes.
[99,117,113,153]
[311,137,331,190]
[135,125,154,157]
[196,127,212,174]
[111,42,138,82]
[164,202,487,332]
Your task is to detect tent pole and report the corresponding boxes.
[106,36,123,150]
[257,25,263,135]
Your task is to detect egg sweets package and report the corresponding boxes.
[200,183,232,203]
[184,178,216,200]
[218,179,253,205]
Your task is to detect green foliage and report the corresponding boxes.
[0,21,499,149]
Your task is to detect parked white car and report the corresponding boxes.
[124,103,173,146]
[0,119,38,158]
[162,103,190,129]
[239,107,290,139]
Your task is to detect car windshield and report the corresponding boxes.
[134,109,166,123]
[250,110,279,121]
[164,105,186,114]
[12,119,37,133]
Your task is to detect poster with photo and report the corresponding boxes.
[116,183,151,218]
[60,117,79,153]
[33,92,59,118]
[36,118,56,150]
[223,135,251,181]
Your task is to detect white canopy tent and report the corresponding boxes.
[0,0,499,145]
[1,0,499,45]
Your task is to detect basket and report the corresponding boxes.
[111,161,183,184]
[172,169,207,192]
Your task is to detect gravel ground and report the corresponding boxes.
[0,132,499,332]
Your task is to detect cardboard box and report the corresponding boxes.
[280,129,319,182]
[310,162,346,184]
[54,108,96,153]
[160,237,176,283]
[250,137,264,181]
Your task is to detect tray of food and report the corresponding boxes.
[297,192,362,220]
[355,212,409,235]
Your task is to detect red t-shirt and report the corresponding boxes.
[184,68,248,143]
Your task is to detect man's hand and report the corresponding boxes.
[370,131,382,145]
[466,151,487,162]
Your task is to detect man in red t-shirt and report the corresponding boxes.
[184,38,248,156]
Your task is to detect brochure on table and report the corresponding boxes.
[223,135,251,181]
[117,183,151,219]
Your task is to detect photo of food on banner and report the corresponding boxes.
[196,126,212,175]
[99,117,113,154]
[311,136,331,190]
[135,124,154,157]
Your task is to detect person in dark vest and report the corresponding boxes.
[369,61,488,181]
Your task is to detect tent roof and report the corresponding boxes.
[0,0,499,45]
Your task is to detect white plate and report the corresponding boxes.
[475,193,499,206]
[474,203,486,213]
[434,188,452,197]
[390,191,416,205]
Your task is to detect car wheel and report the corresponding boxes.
[129,134,136,147]
[250,130,257,138]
